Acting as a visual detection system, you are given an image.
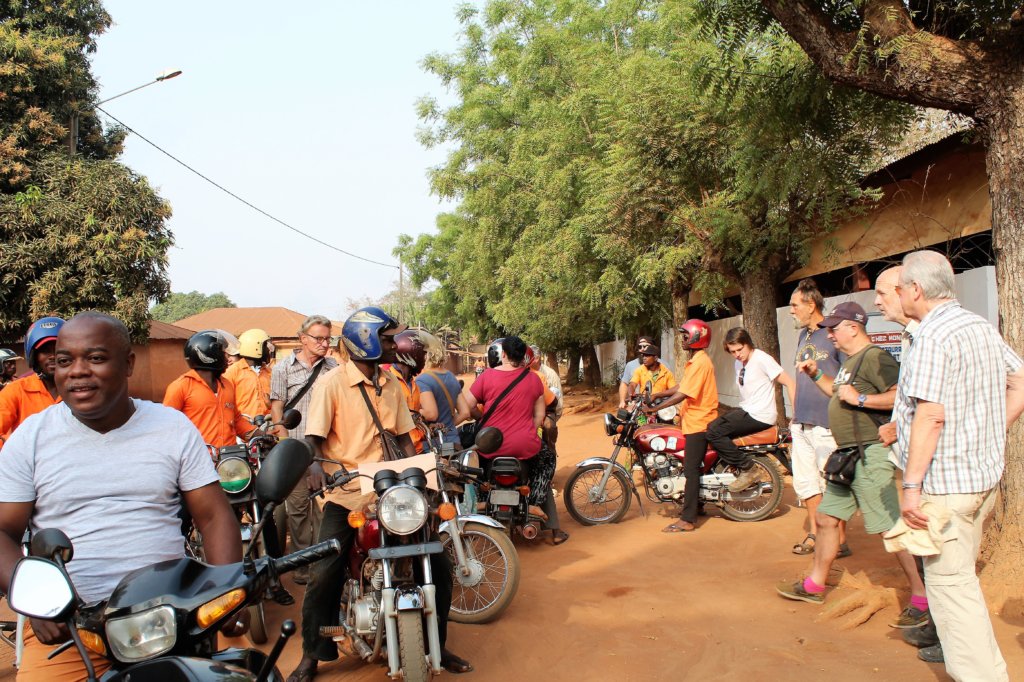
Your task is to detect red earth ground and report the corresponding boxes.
[3,387,1022,681]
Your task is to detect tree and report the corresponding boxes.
[151,291,235,325]
[704,0,1024,605]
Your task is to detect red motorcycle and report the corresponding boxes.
[565,389,788,525]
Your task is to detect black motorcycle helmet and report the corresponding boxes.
[184,330,227,373]
[486,338,505,369]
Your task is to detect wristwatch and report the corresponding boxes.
[901,481,922,490]
[857,393,867,408]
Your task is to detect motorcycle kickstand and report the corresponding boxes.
[627,478,647,518]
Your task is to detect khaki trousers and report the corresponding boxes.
[922,488,1008,682]
[280,479,323,578]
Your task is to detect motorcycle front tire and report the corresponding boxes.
[441,522,520,624]
[397,610,429,682]
[564,463,632,526]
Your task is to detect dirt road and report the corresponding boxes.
[5,402,1021,680]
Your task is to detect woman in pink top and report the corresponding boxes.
[467,336,568,545]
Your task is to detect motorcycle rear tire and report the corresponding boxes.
[442,522,520,624]
[397,610,429,682]
[564,464,632,526]
[719,456,783,522]
[242,536,268,645]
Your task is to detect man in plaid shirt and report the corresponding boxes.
[895,250,1024,681]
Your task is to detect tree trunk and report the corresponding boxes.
[978,91,1024,608]
[566,348,581,386]
[671,278,691,379]
[740,266,787,426]
[544,351,559,377]
[581,344,602,387]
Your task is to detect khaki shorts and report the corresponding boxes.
[818,442,900,534]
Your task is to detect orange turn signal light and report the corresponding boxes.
[197,588,246,629]
[348,510,367,528]
[518,486,531,497]
[438,503,457,521]
[78,629,106,656]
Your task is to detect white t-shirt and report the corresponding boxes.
[736,349,783,425]
[0,400,218,602]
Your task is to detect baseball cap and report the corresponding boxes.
[820,302,868,328]
[639,345,660,357]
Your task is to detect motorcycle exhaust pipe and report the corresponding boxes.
[521,522,541,540]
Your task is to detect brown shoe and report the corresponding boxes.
[728,467,760,493]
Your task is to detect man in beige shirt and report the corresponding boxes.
[287,306,471,682]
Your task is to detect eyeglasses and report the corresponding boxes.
[738,367,745,386]
[302,334,331,346]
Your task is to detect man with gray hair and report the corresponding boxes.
[270,314,338,586]
[895,250,1024,679]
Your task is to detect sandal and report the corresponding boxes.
[792,533,816,555]
[551,529,570,545]
[270,584,295,606]
[285,663,317,682]
[441,649,474,674]
[662,521,695,533]
[837,543,852,558]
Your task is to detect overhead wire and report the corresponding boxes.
[96,106,399,270]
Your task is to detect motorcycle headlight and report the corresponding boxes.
[377,485,428,535]
[106,605,177,662]
[217,457,252,494]
[603,413,617,437]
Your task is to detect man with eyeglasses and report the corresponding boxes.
[777,302,927,626]
[269,315,338,586]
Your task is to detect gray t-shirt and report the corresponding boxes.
[621,358,642,385]
[0,400,218,602]
[793,327,843,427]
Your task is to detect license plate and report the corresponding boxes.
[489,490,520,506]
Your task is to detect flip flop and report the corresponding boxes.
[285,665,317,682]
[662,521,695,533]
[551,529,570,545]
[837,543,853,558]
[441,650,474,674]
[270,584,295,606]
[792,533,816,555]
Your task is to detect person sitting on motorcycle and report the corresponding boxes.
[658,320,719,533]
[625,344,677,418]
[224,328,275,420]
[618,335,657,409]
[0,347,22,389]
[288,306,472,682]
[416,333,471,447]
[385,329,429,453]
[530,344,562,452]
[0,312,245,681]
[706,327,796,493]
[0,317,65,451]
[467,336,569,545]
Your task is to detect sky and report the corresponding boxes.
[89,2,464,322]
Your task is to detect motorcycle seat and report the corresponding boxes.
[733,426,779,447]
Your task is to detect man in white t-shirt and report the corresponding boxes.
[706,327,795,493]
[0,312,243,681]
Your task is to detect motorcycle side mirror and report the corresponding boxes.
[474,427,504,455]
[8,557,75,620]
[257,439,314,505]
[644,380,653,395]
[280,409,302,431]
[30,528,74,564]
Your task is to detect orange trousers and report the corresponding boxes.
[18,625,110,682]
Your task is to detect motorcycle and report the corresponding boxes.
[5,438,342,681]
[565,384,787,525]
[477,431,557,542]
[421,424,520,625]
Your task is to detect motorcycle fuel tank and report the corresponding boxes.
[635,426,717,470]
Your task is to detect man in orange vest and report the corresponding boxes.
[225,329,274,419]
[0,317,65,449]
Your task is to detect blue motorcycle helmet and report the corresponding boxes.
[342,306,407,362]
[25,316,65,373]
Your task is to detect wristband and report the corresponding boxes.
[901,481,922,490]
[813,370,823,382]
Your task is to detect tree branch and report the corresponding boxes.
[759,0,992,116]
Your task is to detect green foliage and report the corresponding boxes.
[1,155,174,338]
[151,291,235,325]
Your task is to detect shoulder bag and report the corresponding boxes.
[284,359,326,411]
[823,346,882,486]
[357,382,406,462]
[425,370,458,419]
[459,368,531,448]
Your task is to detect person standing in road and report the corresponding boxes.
[618,336,656,409]
[776,303,928,629]
[0,317,64,450]
[0,348,21,389]
[788,279,849,557]
[894,250,1024,679]
[268,315,337,586]
[416,335,470,447]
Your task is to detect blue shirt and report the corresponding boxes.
[620,358,642,385]
[793,326,842,427]
[415,370,463,444]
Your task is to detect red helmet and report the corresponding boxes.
[679,319,711,350]
[393,330,427,375]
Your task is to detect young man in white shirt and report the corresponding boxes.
[706,327,795,492]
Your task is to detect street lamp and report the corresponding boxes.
[69,69,183,153]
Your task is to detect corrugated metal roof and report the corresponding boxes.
[172,307,343,338]
[148,319,195,340]
[866,108,974,174]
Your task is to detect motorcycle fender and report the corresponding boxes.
[575,457,630,479]
[439,514,504,535]
[396,587,424,612]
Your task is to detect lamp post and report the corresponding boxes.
[69,69,182,154]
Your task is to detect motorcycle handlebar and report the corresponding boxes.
[271,539,342,575]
